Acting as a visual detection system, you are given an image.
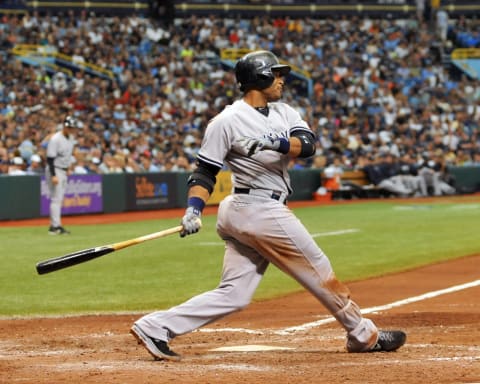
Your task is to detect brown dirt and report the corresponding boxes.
[1,195,479,383]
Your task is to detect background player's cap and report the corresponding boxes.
[64,115,81,129]
[235,50,291,92]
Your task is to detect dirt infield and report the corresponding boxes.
[1,196,479,383]
[1,255,479,383]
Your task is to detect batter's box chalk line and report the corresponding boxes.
[210,345,295,352]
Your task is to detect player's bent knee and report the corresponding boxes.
[217,283,253,311]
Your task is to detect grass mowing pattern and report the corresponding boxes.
[1,200,479,316]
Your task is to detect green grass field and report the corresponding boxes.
[1,199,479,317]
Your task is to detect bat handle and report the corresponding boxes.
[112,225,184,251]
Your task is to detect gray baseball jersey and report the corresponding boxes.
[135,99,379,353]
[46,130,74,169]
[198,99,310,194]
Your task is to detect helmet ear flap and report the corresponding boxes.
[254,73,275,90]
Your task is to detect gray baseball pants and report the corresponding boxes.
[135,193,378,351]
[46,168,68,228]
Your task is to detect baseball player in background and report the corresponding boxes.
[131,50,406,360]
[45,115,81,235]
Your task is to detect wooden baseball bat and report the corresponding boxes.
[36,225,184,275]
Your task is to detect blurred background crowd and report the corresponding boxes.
[0,8,479,195]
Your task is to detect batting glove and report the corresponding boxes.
[235,136,290,157]
[180,206,202,237]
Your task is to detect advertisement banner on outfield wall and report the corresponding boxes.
[125,173,178,210]
[40,174,103,216]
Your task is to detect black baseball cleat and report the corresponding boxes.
[130,324,181,361]
[56,226,71,235]
[48,226,70,235]
[347,330,406,353]
[368,330,406,352]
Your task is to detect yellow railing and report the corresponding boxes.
[451,48,480,60]
[11,44,114,80]
[220,48,252,61]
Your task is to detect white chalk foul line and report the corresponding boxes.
[199,279,480,335]
[275,279,480,335]
[198,242,224,246]
[198,229,360,246]
[312,229,359,238]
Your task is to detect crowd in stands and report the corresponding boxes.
[0,10,479,196]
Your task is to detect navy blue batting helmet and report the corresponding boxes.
[235,50,291,92]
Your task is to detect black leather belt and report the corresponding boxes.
[234,188,287,205]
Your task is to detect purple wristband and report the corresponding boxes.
[188,196,205,212]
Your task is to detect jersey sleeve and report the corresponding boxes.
[282,103,314,138]
[197,114,233,169]
[46,134,58,158]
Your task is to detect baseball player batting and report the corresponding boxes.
[130,50,406,360]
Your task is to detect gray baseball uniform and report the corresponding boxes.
[46,130,74,228]
[135,99,378,352]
